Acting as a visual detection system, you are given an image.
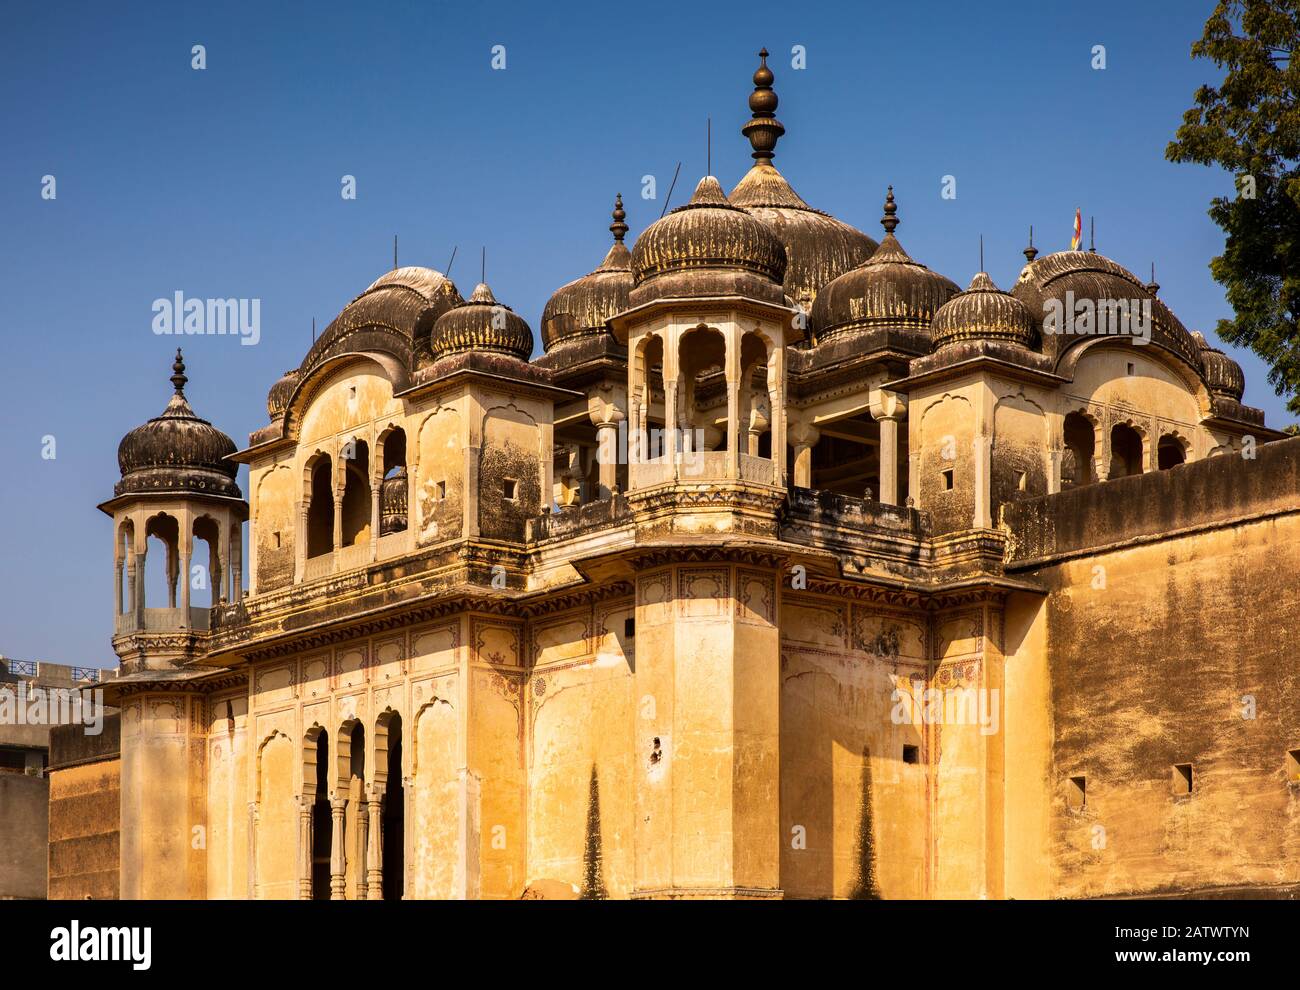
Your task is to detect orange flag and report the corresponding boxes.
[1071,208,1082,251]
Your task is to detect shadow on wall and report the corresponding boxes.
[850,746,880,900]
[580,763,607,900]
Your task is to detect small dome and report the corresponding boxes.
[630,176,787,302]
[116,350,241,499]
[428,282,534,362]
[728,49,877,311]
[266,368,300,420]
[540,195,634,350]
[1194,332,1246,400]
[810,187,960,342]
[932,272,1037,349]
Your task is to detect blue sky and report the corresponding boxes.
[0,0,1284,666]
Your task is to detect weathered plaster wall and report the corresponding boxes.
[525,600,635,897]
[778,591,929,898]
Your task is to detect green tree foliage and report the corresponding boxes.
[1167,1,1300,413]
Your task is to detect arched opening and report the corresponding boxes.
[740,331,772,459]
[633,334,666,461]
[1109,423,1144,478]
[379,429,408,535]
[380,713,404,900]
[191,516,221,609]
[117,520,135,615]
[677,326,727,455]
[1062,412,1096,488]
[1157,434,1187,470]
[340,440,371,546]
[143,513,179,608]
[306,456,334,558]
[308,728,331,900]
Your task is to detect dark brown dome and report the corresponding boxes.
[304,266,464,375]
[540,195,634,350]
[1193,332,1246,400]
[428,282,533,362]
[932,272,1037,349]
[266,368,300,420]
[810,188,959,342]
[731,165,878,314]
[1011,250,1201,369]
[116,350,241,499]
[629,176,787,304]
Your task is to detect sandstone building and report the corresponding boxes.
[93,52,1300,900]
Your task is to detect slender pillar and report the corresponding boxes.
[332,493,343,552]
[877,415,900,505]
[788,421,819,490]
[369,482,381,559]
[179,550,192,622]
[973,435,993,528]
[725,380,740,476]
[298,798,313,899]
[329,798,347,899]
[366,794,384,899]
[596,422,619,499]
[355,800,369,899]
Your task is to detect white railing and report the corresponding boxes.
[630,451,778,489]
[335,543,370,573]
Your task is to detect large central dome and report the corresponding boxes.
[728,49,878,314]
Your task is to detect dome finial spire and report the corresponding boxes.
[170,348,188,396]
[1024,225,1038,263]
[741,47,785,163]
[881,186,899,235]
[610,193,628,243]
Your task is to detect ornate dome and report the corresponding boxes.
[810,188,960,342]
[629,175,787,304]
[116,350,241,499]
[1011,250,1202,369]
[1193,331,1246,400]
[427,281,534,362]
[540,195,634,350]
[932,271,1037,349]
[266,368,300,420]
[304,265,464,374]
[729,49,877,312]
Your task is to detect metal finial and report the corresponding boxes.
[312,317,316,342]
[979,234,984,272]
[742,46,784,162]
[446,245,458,277]
[1089,217,1096,253]
[393,234,398,269]
[1024,225,1038,263]
[881,186,899,235]
[610,193,628,243]
[481,246,486,284]
[1146,263,1160,295]
[707,117,711,176]
[170,348,187,395]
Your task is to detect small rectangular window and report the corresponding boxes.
[1286,748,1300,781]
[503,479,518,500]
[1014,470,1027,491]
[1172,763,1193,795]
[941,469,954,490]
[436,480,446,500]
[272,531,281,549]
[1126,362,1136,376]
[624,617,636,639]
[1067,775,1086,811]
[902,744,919,765]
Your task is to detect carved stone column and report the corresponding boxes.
[366,792,384,900]
[787,419,819,489]
[329,798,347,899]
[869,389,908,506]
[298,798,313,899]
[355,799,369,900]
